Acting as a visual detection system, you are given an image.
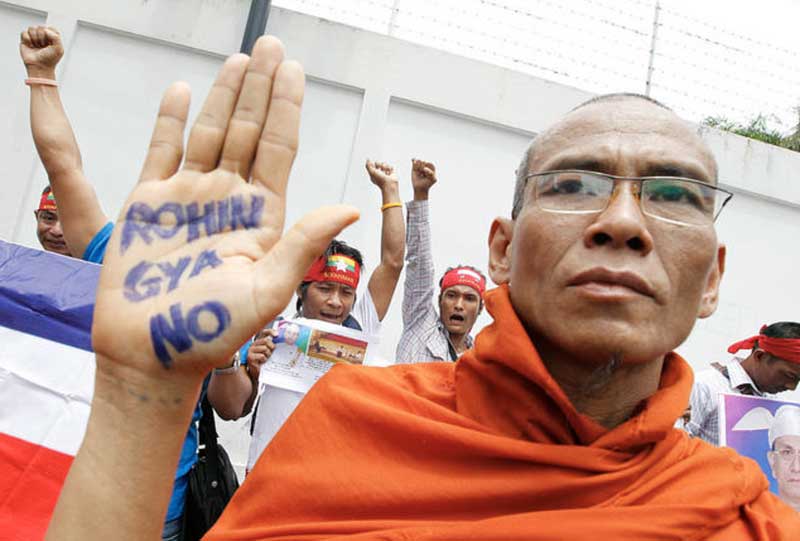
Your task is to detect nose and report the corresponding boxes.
[50,220,64,237]
[583,181,654,255]
[326,291,343,309]
[453,297,465,311]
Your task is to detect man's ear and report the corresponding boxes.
[698,243,726,318]
[488,218,513,285]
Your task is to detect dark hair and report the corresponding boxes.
[41,185,52,196]
[762,322,800,340]
[511,93,674,219]
[756,322,800,360]
[295,239,364,311]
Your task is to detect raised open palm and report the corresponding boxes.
[92,37,358,380]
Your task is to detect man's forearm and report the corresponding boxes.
[46,360,202,541]
[367,180,405,320]
[401,200,436,325]
[207,366,254,420]
[27,66,83,180]
[379,181,405,272]
[26,66,107,257]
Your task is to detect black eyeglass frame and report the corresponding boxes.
[521,169,734,227]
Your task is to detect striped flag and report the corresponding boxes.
[0,240,99,541]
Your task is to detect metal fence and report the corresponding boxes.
[274,0,800,132]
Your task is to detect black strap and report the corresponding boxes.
[198,396,222,479]
[447,340,458,362]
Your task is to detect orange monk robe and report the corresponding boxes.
[207,285,799,540]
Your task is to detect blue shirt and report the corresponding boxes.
[82,223,202,521]
[82,222,114,263]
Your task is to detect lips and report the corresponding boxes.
[449,314,465,322]
[46,239,67,249]
[568,268,655,298]
[319,312,344,323]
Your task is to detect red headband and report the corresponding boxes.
[728,325,800,364]
[38,188,57,212]
[440,267,486,297]
[303,253,361,289]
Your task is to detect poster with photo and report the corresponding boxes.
[259,318,369,394]
[719,393,800,511]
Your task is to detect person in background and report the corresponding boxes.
[396,159,486,363]
[33,186,71,256]
[208,159,405,473]
[687,322,800,444]
[20,25,112,263]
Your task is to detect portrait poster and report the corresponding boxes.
[259,317,369,394]
[719,393,800,506]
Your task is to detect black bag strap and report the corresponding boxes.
[198,396,222,483]
[711,362,729,381]
[711,361,757,396]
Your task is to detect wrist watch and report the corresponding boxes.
[214,350,241,375]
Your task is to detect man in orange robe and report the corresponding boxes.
[45,38,798,541]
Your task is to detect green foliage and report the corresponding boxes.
[703,111,800,152]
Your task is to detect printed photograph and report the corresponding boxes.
[307,330,368,365]
[720,393,800,511]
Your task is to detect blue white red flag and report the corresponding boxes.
[0,240,100,541]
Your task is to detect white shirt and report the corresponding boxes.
[685,357,766,445]
[246,289,382,471]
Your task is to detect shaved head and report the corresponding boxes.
[512,94,717,218]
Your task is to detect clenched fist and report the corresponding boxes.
[20,25,64,77]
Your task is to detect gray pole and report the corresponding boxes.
[644,0,661,97]
[240,0,272,54]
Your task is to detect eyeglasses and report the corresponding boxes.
[773,447,800,464]
[523,170,734,227]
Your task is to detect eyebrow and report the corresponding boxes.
[535,156,714,184]
[642,164,711,182]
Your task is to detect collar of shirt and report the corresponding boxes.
[436,318,474,356]
[726,357,765,396]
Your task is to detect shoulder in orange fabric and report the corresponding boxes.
[208,286,800,541]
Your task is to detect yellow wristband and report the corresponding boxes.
[381,202,402,211]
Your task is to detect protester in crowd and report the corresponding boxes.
[33,186,71,256]
[20,25,111,262]
[768,406,800,512]
[687,322,800,444]
[20,24,233,541]
[395,159,486,363]
[46,36,800,541]
[207,160,404,473]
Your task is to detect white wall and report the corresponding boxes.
[2,0,799,473]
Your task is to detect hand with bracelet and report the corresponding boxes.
[20,25,62,85]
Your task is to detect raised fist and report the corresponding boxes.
[411,158,437,195]
[365,159,398,189]
[20,25,64,74]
